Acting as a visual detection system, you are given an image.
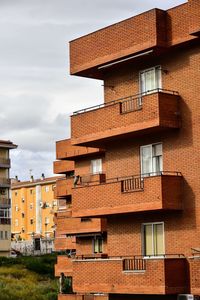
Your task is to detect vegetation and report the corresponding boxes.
[0,255,58,300]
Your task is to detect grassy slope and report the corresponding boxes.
[0,255,58,300]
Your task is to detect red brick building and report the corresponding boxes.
[54,1,200,299]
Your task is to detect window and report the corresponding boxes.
[93,237,103,253]
[30,203,33,209]
[139,66,162,94]
[0,231,3,239]
[91,159,102,174]
[45,186,49,192]
[4,231,8,239]
[15,192,18,196]
[81,218,91,222]
[22,212,25,218]
[15,219,19,226]
[21,198,25,203]
[30,189,33,195]
[52,200,57,207]
[142,222,165,256]
[15,206,18,212]
[45,217,49,225]
[140,143,163,176]
[30,219,34,225]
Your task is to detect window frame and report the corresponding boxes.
[139,65,162,95]
[141,222,165,257]
[93,237,103,254]
[91,158,103,175]
[140,142,163,177]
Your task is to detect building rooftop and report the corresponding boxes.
[11,175,64,189]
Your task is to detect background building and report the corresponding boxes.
[11,175,60,254]
[54,0,200,300]
[0,140,17,257]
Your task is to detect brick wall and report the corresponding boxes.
[70,9,167,76]
[73,258,188,294]
[69,2,198,78]
[55,255,73,277]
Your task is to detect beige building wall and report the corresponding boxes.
[11,176,59,241]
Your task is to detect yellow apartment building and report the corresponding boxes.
[0,140,17,257]
[11,175,60,245]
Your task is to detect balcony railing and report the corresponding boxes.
[77,171,182,188]
[121,176,144,192]
[73,89,178,115]
[123,257,146,271]
[0,158,10,167]
[0,198,11,207]
[0,218,11,224]
[0,178,10,186]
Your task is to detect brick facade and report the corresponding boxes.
[54,1,200,299]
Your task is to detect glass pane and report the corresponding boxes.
[154,224,164,255]
[141,146,152,175]
[99,239,103,253]
[144,225,153,256]
[94,239,98,253]
[140,72,146,93]
[91,159,102,174]
[145,69,156,92]
[153,143,162,156]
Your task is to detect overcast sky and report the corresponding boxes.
[0,0,186,181]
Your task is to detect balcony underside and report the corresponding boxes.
[72,174,183,218]
[56,217,107,236]
[56,139,104,161]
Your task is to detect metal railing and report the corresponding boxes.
[121,176,144,192]
[0,198,11,207]
[0,218,11,224]
[123,257,146,271]
[75,171,182,189]
[120,97,142,114]
[0,178,10,185]
[73,88,179,115]
[75,253,185,261]
[0,158,10,165]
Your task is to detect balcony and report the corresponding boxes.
[189,257,200,294]
[70,9,167,79]
[71,90,180,147]
[54,160,75,175]
[56,139,105,161]
[55,255,73,277]
[54,178,73,199]
[0,158,10,168]
[189,0,200,36]
[0,198,11,208]
[56,217,107,236]
[54,236,76,251]
[72,172,183,217]
[0,178,10,188]
[72,255,189,295]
